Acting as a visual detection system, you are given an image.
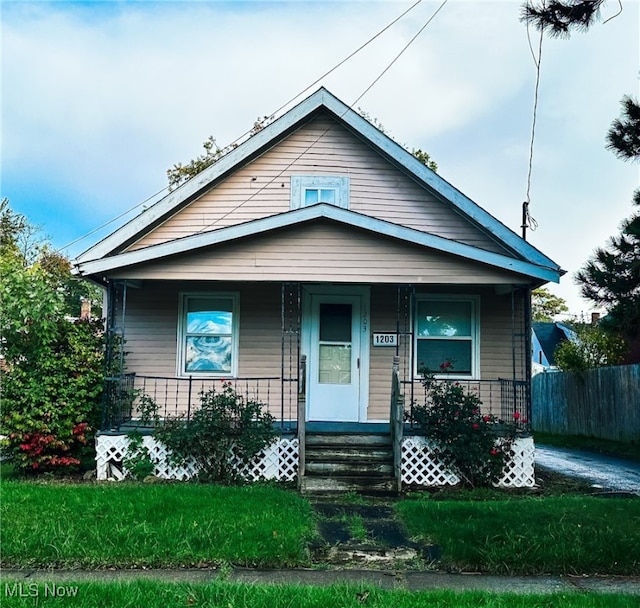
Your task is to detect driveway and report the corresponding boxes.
[535,445,640,494]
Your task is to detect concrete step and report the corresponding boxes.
[305,461,394,477]
[305,447,393,463]
[300,475,398,495]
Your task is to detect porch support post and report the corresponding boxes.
[297,354,307,489]
[523,286,533,430]
[390,355,403,494]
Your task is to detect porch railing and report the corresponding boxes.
[390,355,403,493]
[101,374,282,431]
[401,376,530,430]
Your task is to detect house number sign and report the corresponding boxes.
[372,333,397,347]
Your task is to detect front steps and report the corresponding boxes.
[300,432,397,495]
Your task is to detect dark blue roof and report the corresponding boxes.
[532,322,571,365]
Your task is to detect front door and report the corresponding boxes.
[307,294,363,422]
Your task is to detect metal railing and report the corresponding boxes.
[401,376,530,430]
[101,374,282,431]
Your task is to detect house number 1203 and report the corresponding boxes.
[372,333,397,347]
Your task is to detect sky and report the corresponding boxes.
[2,0,639,318]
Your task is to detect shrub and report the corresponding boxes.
[411,366,516,487]
[122,431,156,480]
[154,381,276,483]
[1,318,105,473]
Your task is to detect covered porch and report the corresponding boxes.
[96,279,535,491]
[100,280,532,432]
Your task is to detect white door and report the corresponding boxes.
[307,294,362,422]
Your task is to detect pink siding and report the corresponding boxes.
[128,114,507,256]
[113,221,527,285]
[121,282,523,422]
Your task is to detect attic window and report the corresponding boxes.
[290,175,349,210]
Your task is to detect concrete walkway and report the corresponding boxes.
[535,445,640,494]
[2,568,640,595]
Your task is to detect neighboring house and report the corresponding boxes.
[532,322,576,374]
[74,88,563,491]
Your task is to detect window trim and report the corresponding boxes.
[290,175,350,210]
[177,292,240,378]
[414,295,480,380]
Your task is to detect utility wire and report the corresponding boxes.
[523,22,544,238]
[350,0,449,108]
[60,0,425,255]
[195,0,449,235]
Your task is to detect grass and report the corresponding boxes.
[397,495,640,575]
[1,580,638,608]
[3,465,639,575]
[0,481,315,569]
[534,432,640,462]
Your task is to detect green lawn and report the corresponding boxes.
[1,481,315,568]
[1,581,637,608]
[3,472,640,575]
[397,495,640,575]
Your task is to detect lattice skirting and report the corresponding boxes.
[96,434,534,488]
[401,436,535,488]
[95,434,298,482]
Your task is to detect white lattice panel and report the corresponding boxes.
[401,436,535,488]
[401,437,460,486]
[230,439,298,482]
[95,434,298,482]
[495,436,535,488]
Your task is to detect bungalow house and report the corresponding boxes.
[74,88,563,491]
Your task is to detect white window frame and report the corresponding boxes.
[290,175,350,210]
[414,295,480,380]
[177,292,240,378]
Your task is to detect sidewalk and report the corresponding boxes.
[2,567,640,595]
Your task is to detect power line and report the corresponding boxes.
[522,22,544,239]
[350,0,449,108]
[195,0,449,235]
[61,0,426,255]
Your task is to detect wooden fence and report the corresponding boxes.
[532,364,640,441]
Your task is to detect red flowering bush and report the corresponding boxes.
[411,367,517,487]
[1,319,104,473]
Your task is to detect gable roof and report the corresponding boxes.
[75,203,560,282]
[532,322,575,366]
[74,87,562,281]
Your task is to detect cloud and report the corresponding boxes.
[2,0,639,313]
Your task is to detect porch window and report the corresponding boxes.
[178,293,239,376]
[415,296,479,378]
[290,175,349,210]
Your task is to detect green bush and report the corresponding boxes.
[1,317,105,472]
[122,431,156,480]
[411,367,516,487]
[154,381,277,483]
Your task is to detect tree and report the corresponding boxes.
[0,200,101,318]
[521,2,640,358]
[521,0,607,38]
[0,201,105,473]
[167,115,274,190]
[607,95,640,161]
[168,109,438,190]
[532,287,569,321]
[554,323,627,371]
[575,189,640,340]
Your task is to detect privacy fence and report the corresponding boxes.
[532,364,640,442]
